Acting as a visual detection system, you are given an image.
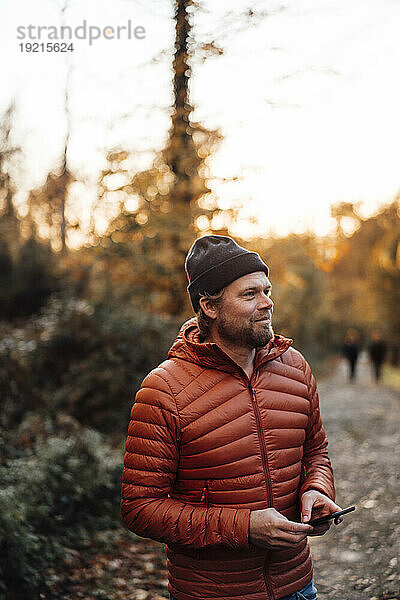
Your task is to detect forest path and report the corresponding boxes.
[310,353,400,600]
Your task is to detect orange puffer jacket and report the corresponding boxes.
[121,319,335,600]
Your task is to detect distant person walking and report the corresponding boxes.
[342,328,360,382]
[368,330,387,383]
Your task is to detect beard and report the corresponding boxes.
[216,308,274,349]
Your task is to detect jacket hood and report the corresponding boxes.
[168,318,293,377]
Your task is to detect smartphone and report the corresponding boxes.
[308,506,356,526]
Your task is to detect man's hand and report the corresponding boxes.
[301,490,343,536]
[249,508,313,549]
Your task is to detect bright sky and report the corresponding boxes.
[1,0,400,243]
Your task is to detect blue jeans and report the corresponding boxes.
[169,579,318,600]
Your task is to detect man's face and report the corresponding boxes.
[215,271,274,349]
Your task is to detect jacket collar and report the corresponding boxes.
[168,318,293,378]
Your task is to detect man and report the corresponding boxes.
[342,328,360,382]
[121,235,342,600]
[368,329,387,383]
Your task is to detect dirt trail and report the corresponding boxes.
[310,353,400,599]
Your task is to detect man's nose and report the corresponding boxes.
[258,294,273,311]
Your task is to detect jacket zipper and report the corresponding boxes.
[300,463,308,492]
[200,480,210,508]
[248,383,273,506]
[249,382,275,600]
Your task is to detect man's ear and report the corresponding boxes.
[199,297,218,320]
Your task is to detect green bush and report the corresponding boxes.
[0,295,181,434]
[0,238,58,320]
[0,428,122,599]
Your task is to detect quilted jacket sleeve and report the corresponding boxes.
[121,370,250,550]
[298,361,335,501]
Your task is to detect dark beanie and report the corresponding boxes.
[185,235,269,312]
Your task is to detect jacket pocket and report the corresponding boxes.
[200,479,212,508]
